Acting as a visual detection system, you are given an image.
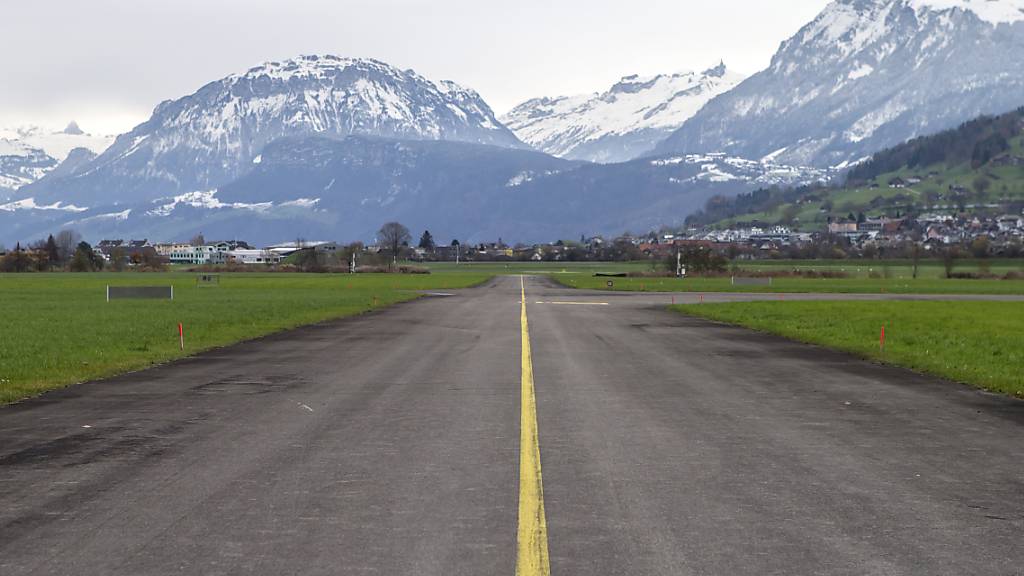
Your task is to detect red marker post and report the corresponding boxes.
[178,323,185,351]
[880,326,886,354]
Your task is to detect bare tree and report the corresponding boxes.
[110,247,127,272]
[55,229,81,264]
[942,246,960,279]
[377,222,411,269]
[190,233,206,247]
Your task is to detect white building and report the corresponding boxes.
[226,250,281,265]
[166,245,229,265]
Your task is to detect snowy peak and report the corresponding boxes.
[0,124,114,193]
[214,55,511,138]
[0,124,112,162]
[910,0,1024,24]
[63,121,85,135]
[658,0,1024,167]
[502,64,744,163]
[21,55,524,206]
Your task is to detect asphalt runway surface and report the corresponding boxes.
[1,276,1022,575]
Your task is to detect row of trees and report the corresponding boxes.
[1,237,105,273]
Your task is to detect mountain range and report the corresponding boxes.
[657,0,1024,168]
[501,63,743,163]
[0,123,113,195]
[16,55,523,209]
[4,0,1024,246]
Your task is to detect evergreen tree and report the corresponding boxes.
[70,241,104,272]
[45,234,60,267]
[418,230,435,251]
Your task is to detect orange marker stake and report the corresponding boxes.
[880,326,886,353]
[178,323,184,351]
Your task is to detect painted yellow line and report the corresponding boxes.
[517,276,551,576]
[534,301,609,306]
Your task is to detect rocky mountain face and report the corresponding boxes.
[656,0,1024,168]
[503,64,743,163]
[17,55,525,208]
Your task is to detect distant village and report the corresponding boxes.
[2,205,1024,273]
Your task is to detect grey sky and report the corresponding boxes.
[1,0,831,135]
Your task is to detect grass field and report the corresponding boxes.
[510,258,1024,294]
[558,275,1024,294]
[0,271,489,404]
[673,301,1024,397]
[428,259,1024,294]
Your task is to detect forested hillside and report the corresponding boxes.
[688,107,1024,229]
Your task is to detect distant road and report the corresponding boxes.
[1,276,1022,575]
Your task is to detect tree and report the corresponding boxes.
[2,243,31,273]
[378,222,411,267]
[670,246,727,275]
[972,175,991,198]
[28,239,50,271]
[142,250,167,271]
[970,236,991,259]
[44,235,60,267]
[780,204,801,226]
[911,242,922,280]
[70,241,103,272]
[55,229,81,263]
[110,247,127,272]
[190,234,206,247]
[942,246,960,279]
[418,230,435,251]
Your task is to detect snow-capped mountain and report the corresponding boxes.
[503,64,743,163]
[656,0,1024,167]
[0,123,112,195]
[1,134,830,246]
[18,55,524,207]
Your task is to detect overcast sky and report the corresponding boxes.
[1,0,831,135]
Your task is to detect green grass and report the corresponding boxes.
[672,301,1024,397]
[0,271,490,404]
[735,258,1024,278]
[541,258,1024,294]
[558,275,1024,295]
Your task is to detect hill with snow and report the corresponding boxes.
[503,64,743,163]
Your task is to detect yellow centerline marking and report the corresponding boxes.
[534,301,609,306]
[517,276,551,576]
